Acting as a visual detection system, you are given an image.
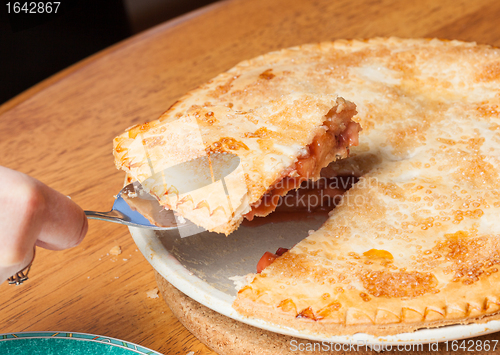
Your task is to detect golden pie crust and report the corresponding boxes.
[113,56,358,234]
[233,38,500,336]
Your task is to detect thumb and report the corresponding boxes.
[35,181,88,251]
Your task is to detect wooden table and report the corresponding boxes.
[2,0,500,354]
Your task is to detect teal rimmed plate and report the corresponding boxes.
[0,331,162,355]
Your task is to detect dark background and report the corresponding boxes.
[0,0,218,105]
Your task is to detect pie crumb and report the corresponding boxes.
[186,352,195,355]
[109,246,122,255]
[147,288,159,299]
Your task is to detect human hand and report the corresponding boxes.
[0,166,88,283]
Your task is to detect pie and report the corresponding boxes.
[113,66,360,234]
[114,37,500,336]
[233,38,500,335]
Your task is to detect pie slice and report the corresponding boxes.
[113,65,360,234]
[233,38,500,335]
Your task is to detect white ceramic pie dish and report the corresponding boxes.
[130,216,500,346]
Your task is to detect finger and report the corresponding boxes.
[0,166,88,266]
[0,167,44,267]
[34,181,88,251]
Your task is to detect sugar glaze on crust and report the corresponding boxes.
[233,37,500,335]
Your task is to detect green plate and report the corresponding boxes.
[0,332,162,355]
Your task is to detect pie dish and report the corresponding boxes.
[129,225,500,345]
[233,38,500,336]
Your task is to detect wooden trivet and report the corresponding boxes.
[155,272,500,355]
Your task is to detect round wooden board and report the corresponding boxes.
[155,271,500,355]
[154,271,334,355]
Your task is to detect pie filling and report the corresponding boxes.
[257,247,289,273]
[244,109,360,221]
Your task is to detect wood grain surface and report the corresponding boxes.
[1,0,500,354]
